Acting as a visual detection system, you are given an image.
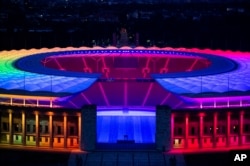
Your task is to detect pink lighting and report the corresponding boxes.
[226,112,231,146]
[98,82,110,106]
[187,58,199,71]
[11,47,250,110]
[160,93,171,105]
[3,47,250,152]
[80,93,91,105]
[142,83,153,106]
[57,80,186,109]
[124,82,128,106]
[54,58,64,70]
[171,113,175,149]
[42,53,210,80]
[185,96,250,110]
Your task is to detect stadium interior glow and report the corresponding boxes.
[1,47,250,109]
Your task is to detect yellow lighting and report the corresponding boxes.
[0,94,57,100]
[174,139,179,145]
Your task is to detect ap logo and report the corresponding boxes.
[230,150,250,166]
[234,154,247,161]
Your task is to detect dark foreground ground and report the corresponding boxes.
[0,148,71,166]
[0,147,233,166]
[184,151,230,166]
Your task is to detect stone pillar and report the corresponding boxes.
[185,113,189,148]
[0,112,1,143]
[35,113,40,147]
[239,111,244,146]
[9,111,13,144]
[80,105,96,151]
[22,112,26,146]
[78,115,81,149]
[171,113,174,149]
[199,113,204,149]
[155,105,171,151]
[63,114,67,148]
[226,112,231,147]
[49,114,53,148]
[213,112,218,148]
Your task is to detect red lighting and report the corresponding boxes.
[42,55,210,80]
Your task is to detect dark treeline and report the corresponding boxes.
[1,2,250,51]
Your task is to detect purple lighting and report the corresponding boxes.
[97,110,155,143]
[97,110,155,116]
[1,47,250,110]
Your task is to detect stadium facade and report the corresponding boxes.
[0,46,250,151]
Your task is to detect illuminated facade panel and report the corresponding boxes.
[1,47,250,152]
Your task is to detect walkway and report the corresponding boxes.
[68,151,186,166]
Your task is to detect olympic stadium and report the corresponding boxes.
[1,46,250,151]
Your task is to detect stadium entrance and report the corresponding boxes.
[97,110,155,144]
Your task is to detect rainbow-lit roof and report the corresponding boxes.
[156,49,250,95]
[1,46,250,109]
[0,47,98,95]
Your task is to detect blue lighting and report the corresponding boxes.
[97,110,155,143]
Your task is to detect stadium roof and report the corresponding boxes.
[1,46,250,109]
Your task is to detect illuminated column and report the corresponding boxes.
[63,114,67,148]
[171,113,175,149]
[49,114,53,148]
[199,113,204,149]
[35,112,40,147]
[226,112,231,147]
[9,111,13,144]
[239,111,244,146]
[78,115,81,149]
[213,112,218,148]
[185,113,189,148]
[0,112,1,143]
[22,112,26,146]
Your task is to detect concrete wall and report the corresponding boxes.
[80,105,97,151]
[155,105,171,151]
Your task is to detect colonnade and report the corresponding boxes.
[171,111,248,149]
[1,110,81,149]
[1,106,249,151]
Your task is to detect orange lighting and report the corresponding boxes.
[34,111,39,115]
[48,111,54,116]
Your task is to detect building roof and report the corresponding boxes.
[0,46,250,109]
